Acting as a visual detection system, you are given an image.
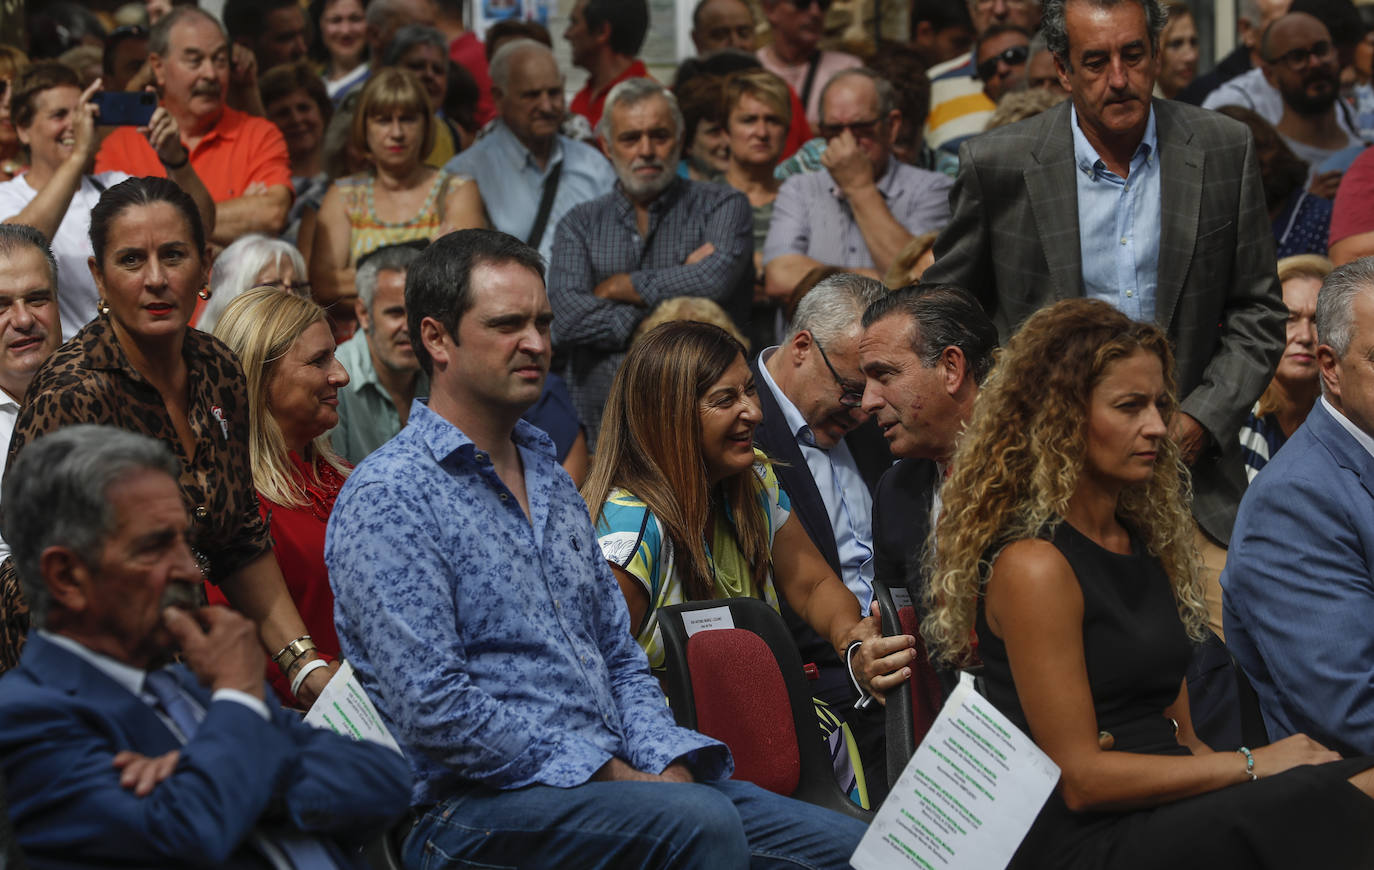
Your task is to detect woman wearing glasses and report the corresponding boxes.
[583,322,911,751]
[194,234,311,332]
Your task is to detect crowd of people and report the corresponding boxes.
[1,0,1374,866]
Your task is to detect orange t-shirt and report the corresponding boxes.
[94,105,294,203]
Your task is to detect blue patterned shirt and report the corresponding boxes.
[1072,105,1161,323]
[325,400,731,805]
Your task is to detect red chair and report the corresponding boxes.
[658,598,872,821]
[871,577,946,788]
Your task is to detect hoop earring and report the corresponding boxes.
[198,286,211,301]
[97,299,109,315]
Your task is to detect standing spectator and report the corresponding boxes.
[0,48,29,183]
[309,68,484,309]
[195,234,310,333]
[1239,254,1330,484]
[1026,31,1067,91]
[363,0,438,74]
[102,25,150,93]
[565,0,650,128]
[756,0,862,133]
[1156,3,1200,99]
[908,0,976,69]
[870,45,936,168]
[763,69,952,300]
[0,225,63,562]
[1178,0,1289,105]
[310,0,370,103]
[433,0,496,126]
[94,7,295,248]
[261,62,333,246]
[549,78,753,446]
[385,25,466,166]
[975,24,1030,104]
[692,0,758,54]
[212,288,351,705]
[675,73,731,181]
[923,0,1287,617]
[332,244,427,464]
[1218,105,1332,258]
[678,46,813,169]
[1263,12,1357,197]
[223,0,311,74]
[445,39,615,263]
[0,62,214,341]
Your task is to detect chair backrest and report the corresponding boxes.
[659,597,872,821]
[873,578,947,787]
[687,628,801,796]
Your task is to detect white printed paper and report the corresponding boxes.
[303,661,403,755]
[681,606,735,636]
[852,672,1059,870]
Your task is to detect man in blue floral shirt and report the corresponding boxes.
[325,229,867,869]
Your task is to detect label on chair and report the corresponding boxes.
[851,672,1059,870]
[682,606,735,637]
[890,587,912,609]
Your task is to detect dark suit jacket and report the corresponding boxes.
[750,354,892,700]
[922,98,1286,544]
[0,633,412,869]
[871,458,940,612]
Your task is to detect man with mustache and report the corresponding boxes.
[922,0,1286,626]
[0,424,412,867]
[445,39,615,264]
[0,225,61,567]
[94,6,295,247]
[1264,12,1357,199]
[548,78,753,446]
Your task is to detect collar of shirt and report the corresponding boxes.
[489,119,566,177]
[0,388,19,410]
[757,347,822,448]
[80,315,216,381]
[410,397,557,466]
[1321,394,1374,460]
[1071,103,1157,182]
[189,105,247,154]
[827,157,898,202]
[612,175,685,221]
[337,331,387,396]
[37,629,147,696]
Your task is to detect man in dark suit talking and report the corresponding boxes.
[922,0,1286,613]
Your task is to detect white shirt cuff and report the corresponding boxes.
[211,688,271,721]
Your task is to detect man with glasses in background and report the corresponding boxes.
[756,0,861,132]
[975,24,1031,104]
[752,272,893,792]
[763,68,952,300]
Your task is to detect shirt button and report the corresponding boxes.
[1120,237,1127,245]
[499,493,509,501]
[1126,291,1134,297]
[474,451,488,463]
[1124,184,1130,191]
[194,506,208,521]
[555,600,562,609]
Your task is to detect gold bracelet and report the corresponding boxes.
[272,635,315,667]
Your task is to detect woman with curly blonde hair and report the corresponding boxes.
[926,299,1374,869]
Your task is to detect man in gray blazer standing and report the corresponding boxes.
[922,0,1286,623]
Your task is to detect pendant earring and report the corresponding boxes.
[97,299,109,315]
[198,286,211,301]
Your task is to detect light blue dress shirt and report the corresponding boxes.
[326,401,731,805]
[1071,105,1161,322]
[445,121,616,263]
[757,349,875,609]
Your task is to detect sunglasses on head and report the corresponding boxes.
[977,44,1030,81]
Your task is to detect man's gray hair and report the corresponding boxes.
[356,244,421,311]
[3,426,179,628]
[817,68,897,125]
[1316,257,1374,360]
[149,6,227,57]
[489,38,558,93]
[596,78,684,144]
[787,273,888,346]
[0,224,58,291]
[383,24,447,67]
[1041,0,1167,63]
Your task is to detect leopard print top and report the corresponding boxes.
[0,316,271,671]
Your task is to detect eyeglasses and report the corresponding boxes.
[977,44,1030,81]
[814,339,864,408]
[817,117,883,141]
[785,0,832,11]
[251,280,313,297]
[1266,39,1334,71]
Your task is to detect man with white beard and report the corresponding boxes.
[548,77,754,445]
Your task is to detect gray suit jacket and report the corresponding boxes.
[922,98,1286,544]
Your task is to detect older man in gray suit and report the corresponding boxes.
[923,0,1285,623]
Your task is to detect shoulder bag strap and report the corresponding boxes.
[526,160,565,247]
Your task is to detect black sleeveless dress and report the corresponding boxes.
[975,521,1374,870]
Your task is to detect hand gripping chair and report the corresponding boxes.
[658,597,872,821]
[870,577,946,789]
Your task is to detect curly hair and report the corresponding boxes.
[923,299,1206,666]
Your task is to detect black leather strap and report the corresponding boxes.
[526,160,564,247]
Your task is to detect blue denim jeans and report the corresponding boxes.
[403,778,867,869]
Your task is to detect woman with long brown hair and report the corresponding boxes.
[926,298,1374,869]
